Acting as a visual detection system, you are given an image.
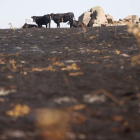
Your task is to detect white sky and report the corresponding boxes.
[0,0,140,29]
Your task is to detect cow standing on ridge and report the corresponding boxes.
[31,15,51,28]
[22,23,37,28]
[50,12,75,28]
[68,20,79,27]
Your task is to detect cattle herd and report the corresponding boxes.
[22,12,75,29]
[22,6,140,29]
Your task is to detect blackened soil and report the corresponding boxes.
[0,26,140,140]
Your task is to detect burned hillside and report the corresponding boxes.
[0,26,140,140]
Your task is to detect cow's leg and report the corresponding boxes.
[70,20,73,28]
[38,25,42,28]
[70,22,72,28]
[57,23,60,28]
[46,24,48,28]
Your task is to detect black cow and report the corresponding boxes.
[22,23,37,28]
[68,20,79,27]
[50,12,75,28]
[31,15,51,28]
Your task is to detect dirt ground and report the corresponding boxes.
[0,26,140,140]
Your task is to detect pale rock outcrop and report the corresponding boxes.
[119,19,123,21]
[105,14,114,24]
[89,6,108,27]
[93,24,101,27]
[118,21,126,25]
[112,20,126,26]
[118,19,126,24]
[119,19,126,22]
[124,15,139,23]
[78,12,92,27]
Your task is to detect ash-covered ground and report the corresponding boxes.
[0,26,140,140]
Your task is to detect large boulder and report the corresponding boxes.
[113,20,126,26]
[78,12,92,27]
[124,15,139,23]
[89,6,108,27]
[105,14,114,24]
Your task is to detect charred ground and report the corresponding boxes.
[0,26,140,140]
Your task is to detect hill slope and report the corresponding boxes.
[0,26,140,140]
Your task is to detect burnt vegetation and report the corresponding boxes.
[0,25,140,140]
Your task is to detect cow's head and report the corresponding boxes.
[31,16,37,22]
[73,20,79,27]
[22,23,28,28]
[50,13,55,20]
[44,14,50,17]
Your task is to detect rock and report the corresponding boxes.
[78,12,92,27]
[105,14,114,24]
[119,19,123,21]
[118,21,127,25]
[5,130,26,138]
[119,19,126,23]
[54,97,77,104]
[89,6,108,27]
[136,22,140,26]
[84,94,106,103]
[66,132,76,140]
[101,24,106,27]
[78,134,86,139]
[55,36,59,39]
[124,15,139,23]
[121,54,130,57]
[113,20,126,26]
[93,24,101,27]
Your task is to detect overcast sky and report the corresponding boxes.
[0,0,140,29]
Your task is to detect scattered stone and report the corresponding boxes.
[5,130,26,138]
[0,88,16,96]
[93,24,101,27]
[40,36,45,39]
[54,97,77,104]
[66,132,76,140]
[78,134,86,139]
[84,94,106,103]
[120,66,124,69]
[65,60,81,63]
[55,36,59,39]
[21,61,26,63]
[50,51,62,54]
[121,53,130,57]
